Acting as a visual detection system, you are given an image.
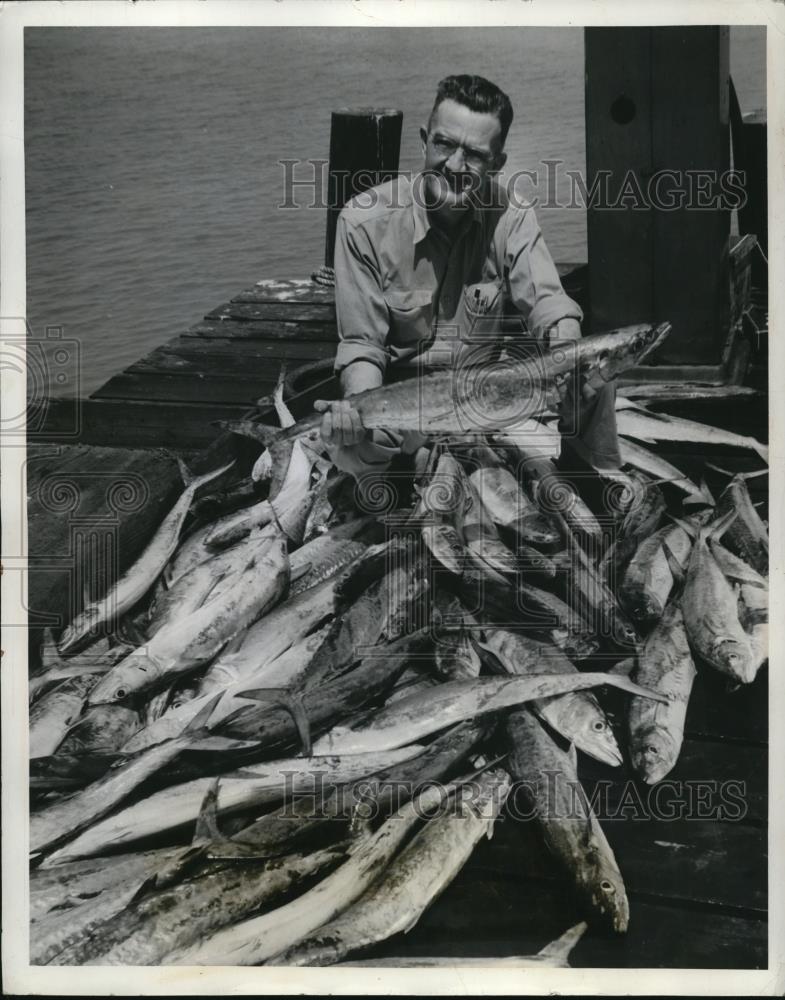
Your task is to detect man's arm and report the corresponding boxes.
[314,360,382,448]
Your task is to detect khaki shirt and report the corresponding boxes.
[333,172,582,375]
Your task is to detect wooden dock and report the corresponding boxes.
[26,259,768,969]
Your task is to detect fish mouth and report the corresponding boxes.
[582,740,623,767]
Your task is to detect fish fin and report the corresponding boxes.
[183,691,223,735]
[176,456,192,487]
[608,656,636,677]
[661,541,687,588]
[192,778,224,846]
[705,462,767,482]
[708,509,739,542]
[236,687,312,756]
[753,500,766,509]
[536,921,588,965]
[668,514,697,539]
[473,637,509,675]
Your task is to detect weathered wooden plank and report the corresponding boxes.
[473,807,766,915]
[360,875,766,969]
[206,301,336,324]
[127,338,337,376]
[25,444,183,667]
[30,398,249,451]
[91,372,277,407]
[185,318,338,341]
[238,278,337,304]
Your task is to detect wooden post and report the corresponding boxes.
[739,110,767,289]
[324,108,403,267]
[585,27,731,366]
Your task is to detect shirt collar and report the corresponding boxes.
[410,171,481,245]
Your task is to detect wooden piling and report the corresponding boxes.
[324,107,403,267]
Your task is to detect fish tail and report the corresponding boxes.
[708,508,739,542]
[751,441,769,464]
[535,921,589,965]
[668,513,697,539]
[183,691,224,735]
[236,687,312,756]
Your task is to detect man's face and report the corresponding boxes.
[419,98,507,212]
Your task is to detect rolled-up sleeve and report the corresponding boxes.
[504,206,583,335]
[333,214,390,375]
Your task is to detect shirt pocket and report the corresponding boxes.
[383,288,434,353]
[456,280,504,342]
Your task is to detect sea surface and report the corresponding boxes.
[24,26,766,397]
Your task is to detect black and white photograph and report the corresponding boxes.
[1,1,782,993]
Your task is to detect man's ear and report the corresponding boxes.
[419,125,428,157]
[493,150,508,173]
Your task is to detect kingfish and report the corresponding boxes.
[615,399,769,463]
[626,602,696,784]
[478,627,622,766]
[618,521,693,625]
[679,512,755,682]
[618,438,713,506]
[248,326,669,452]
[51,845,345,966]
[42,747,425,865]
[337,921,588,967]
[311,672,668,755]
[57,461,234,655]
[711,467,768,574]
[267,768,512,966]
[56,702,142,756]
[29,675,99,759]
[506,708,629,932]
[30,694,233,857]
[163,765,509,966]
[88,531,289,704]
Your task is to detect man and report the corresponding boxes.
[315,74,622,503]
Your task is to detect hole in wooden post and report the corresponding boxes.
[610,94,637,125]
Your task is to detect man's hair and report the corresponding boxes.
[429,75,514,149]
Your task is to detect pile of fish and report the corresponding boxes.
[28,324,769,967]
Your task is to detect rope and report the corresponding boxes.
[311,265,335,287]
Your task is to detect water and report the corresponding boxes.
[24,27,766,397]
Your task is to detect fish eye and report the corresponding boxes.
[115,687,127,700]
[592,721,607,732]
[727,652,739,664]
[646,745,660,757]
[600,879,615,894]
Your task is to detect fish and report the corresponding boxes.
[206,439,317,548]
[710,466,768,575]
[602,471,667,574]
[678,512,755,682]
[627,602,696,784]
[451,457,520,582]
[51,845,345,966]
[146,525,276,635]
[336,921,588,967]
[29,675,99,759]
[198,572,338,696]
[707,541,769,676]
[246,326,669,452]
[553,511,640,649]
[478,627,622,766]
[311,671,668,755]
[615,399,769,463]
[30,847,178,923]
[55,702,142,756]
[267,768,512,966]
[87,530,290,704]
[29,631,121,704]
[432,592,482,680]
[30,694,233,857]
[163,764,509,965]
[290,539,367,597]
[618,438,713,506]
[422,520,469,575]
[120,626,332,755]
[57,460,234,655]
[618,521,693,625]
[505,708,629,932]
[524,462,604,552]
[212,720,488,863]
[42,747,425,865]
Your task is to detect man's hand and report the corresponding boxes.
[313,398,367,449]
[547,317,596,402]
